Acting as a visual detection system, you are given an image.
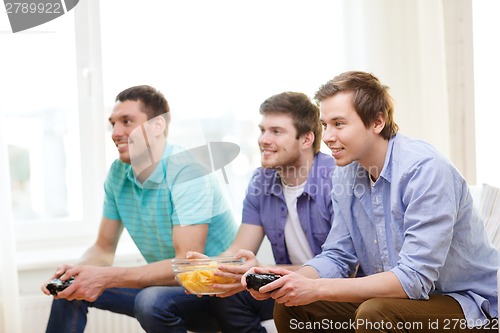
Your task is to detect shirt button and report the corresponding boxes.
[374,239,378,244]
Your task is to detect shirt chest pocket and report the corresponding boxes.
[260,204,286,227]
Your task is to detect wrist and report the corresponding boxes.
[316,278,333,302]
[102,266,121,288]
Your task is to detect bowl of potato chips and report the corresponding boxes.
[172,257,245,295]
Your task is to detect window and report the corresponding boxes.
[98,0,346,213]
[0,1,106,247]
[0,13,84,227]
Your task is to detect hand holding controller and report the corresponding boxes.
[245,273,281,292]
[46,277,75,296]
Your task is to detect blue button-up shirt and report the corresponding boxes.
[243,152,335,264]
[307,134,499,324]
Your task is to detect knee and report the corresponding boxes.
[134,287,169,319]
[51,298,87,313]
[355,298,394,323]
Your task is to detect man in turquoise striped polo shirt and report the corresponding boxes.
[42,85,238,333]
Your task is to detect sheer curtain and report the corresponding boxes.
[0,117,21,333]
[473,0,500,188]
[339,0,475,182]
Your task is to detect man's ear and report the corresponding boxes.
[301,131,315,149]
[373,112,386,134]
[151,115,166,136]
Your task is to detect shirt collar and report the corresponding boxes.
[352,134,397,198]
[379,133,396,183]
[126,143,174,188]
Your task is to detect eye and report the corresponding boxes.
[335,121,345,127]
[320,122,327,129]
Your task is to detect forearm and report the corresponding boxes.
[271,264,304,271]
[219,244,243,257]
[314,271,407,303]
[296,265,321,278]
[77,217,123,267]
[102,259,178,289]
[220,224,264,257]
[77,244,115,267]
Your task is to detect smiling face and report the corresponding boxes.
[258,113,304,170]
[320,92,385,169]
[109,100,149,164]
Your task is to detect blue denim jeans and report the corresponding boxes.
[45,286,219,333]
[210,290,274,333]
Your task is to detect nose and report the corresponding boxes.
[112,123,125,141]
[258,130,271,145]
[322,126,337,145]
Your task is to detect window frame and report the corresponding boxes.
[13,0,107,251]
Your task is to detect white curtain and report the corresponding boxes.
[0,115,21,332]
[340,0,475,182]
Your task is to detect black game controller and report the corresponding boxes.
[46,277,75,296]
[246,273,280,291]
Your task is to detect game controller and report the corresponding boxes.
[46,277,75,295]
[246,273,280,291]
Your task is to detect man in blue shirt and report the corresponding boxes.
[42,85,237,333]
[247,72,499,332]
[188,91,336,332]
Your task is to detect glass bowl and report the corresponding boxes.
[172,256,245,295]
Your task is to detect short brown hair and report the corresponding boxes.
[314,71,398,139]
[260,92,322,153]
[116,85,170,120]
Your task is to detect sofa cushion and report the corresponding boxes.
[479,183,500,248]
